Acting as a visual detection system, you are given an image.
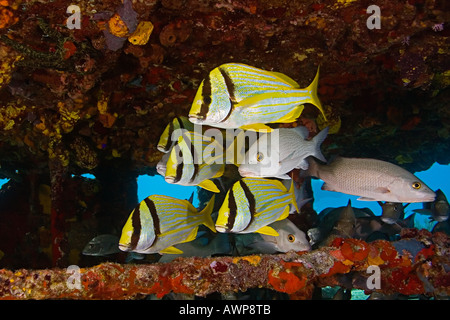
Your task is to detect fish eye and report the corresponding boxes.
[288,234,295,242]
[412,182,421,189]
[256,152,264,162]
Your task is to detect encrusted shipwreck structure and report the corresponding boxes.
[0,230,449,299]
[0,0,449,299]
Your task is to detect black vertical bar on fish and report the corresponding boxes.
[190,135,200,183]
[199,75,212,119]
[130,203,142,250]
[144,197,160,236]
[226,188,238,231]
[218,67,236,123]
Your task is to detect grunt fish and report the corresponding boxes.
[119,195,216,254]
[189,63,325,131]
[163,131,225,193]
[253,219,311,253]
[215,178,299,235]
[304,157,436,203]
[82,234,121,256]
[157,116,195,153]
[234,219,311,254]
[378,201,408,224]
[308,202,373,247]
[239,126,328,179]
[414,189,449,222]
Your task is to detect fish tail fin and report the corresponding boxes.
[311,126,328,163]
[306,66,326,120]
[200,195,216,232]
[288,179,300,213]
[300,157,320,179]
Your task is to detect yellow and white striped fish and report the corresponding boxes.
[215,178,299,235]
[189,63,325,131]
[157,116,195,153]
[162,131,225,193]
[119,194,216,254]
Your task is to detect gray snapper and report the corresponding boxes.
[304,157,436,203]
[239,126,328,179]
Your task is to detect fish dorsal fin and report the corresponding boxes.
[240,123,273,132]
[160,246,184,254]
[198,179,221,193]
[255,225,279,236]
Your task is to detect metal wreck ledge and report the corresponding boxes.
[0,229,448,300]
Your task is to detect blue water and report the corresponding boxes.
[0,162,447,226]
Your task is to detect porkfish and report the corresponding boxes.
[119,194,216,254]
[157,116,195,153]
[304,157,436,203]
[189,63,325,131]
[215,178,299,235]
[163,130,225,193]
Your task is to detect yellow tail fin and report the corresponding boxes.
[200,195,216,232]
[289,179,300,213]
[306,66,326,121]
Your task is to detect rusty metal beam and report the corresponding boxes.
[0,229,448,300]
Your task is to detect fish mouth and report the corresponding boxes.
[215,225,228,233]
[118,244,131,252]
[188,115,204,123]
[164,176,176,183]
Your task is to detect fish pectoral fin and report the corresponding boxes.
[240,123,273,132]
[160,246,184,254]
[198,180,221,193]
[357,197,378,201]
[374,187,391,194]
[255,226,280,236]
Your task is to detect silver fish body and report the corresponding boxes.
[239,126,328,179]
[305,157,436,203]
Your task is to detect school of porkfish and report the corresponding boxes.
[84,63,448,267]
